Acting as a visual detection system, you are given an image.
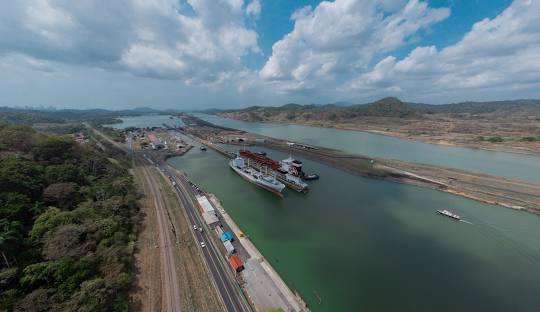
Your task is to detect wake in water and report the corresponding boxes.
[460,219,473,225]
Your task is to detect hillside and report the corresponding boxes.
[215,97,540,154]
[216,97,540,122]
[0,124,139,311]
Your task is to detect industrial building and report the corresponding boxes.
[197,195,219,227]
[147,133,164,150]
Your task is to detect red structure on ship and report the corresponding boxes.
[239,150,281,171]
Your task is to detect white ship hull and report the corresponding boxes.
[229,159,285,196]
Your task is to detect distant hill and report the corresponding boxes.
[0,106,174,125]
[214,97,540,123]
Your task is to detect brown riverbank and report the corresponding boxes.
[181,114,540,216]
[216,97,540,156]
[217,113,540,156]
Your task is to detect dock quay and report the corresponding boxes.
[206,194,309,312]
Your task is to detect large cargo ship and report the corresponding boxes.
[238,150,314,191]
[229,157,285,196]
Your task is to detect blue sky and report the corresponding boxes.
[0,0,538,109]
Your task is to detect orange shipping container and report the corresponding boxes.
[228,255,244,272]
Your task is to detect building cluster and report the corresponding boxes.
[196,195,244,273]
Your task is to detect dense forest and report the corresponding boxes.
[0,123,139,311]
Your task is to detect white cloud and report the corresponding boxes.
[347,0,540,101]
[246,0,261,17]
[259,0,450,93]
[0,0,259,84]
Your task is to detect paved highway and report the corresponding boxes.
[147,153,251,312]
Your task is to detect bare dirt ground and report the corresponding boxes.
[218,113,540,155]
[263,139,540,215]
[129,167,162,312]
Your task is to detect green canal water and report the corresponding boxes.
[169,146,540,312]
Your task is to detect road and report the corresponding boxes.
[87,125,250,312]
[149,153,251,312]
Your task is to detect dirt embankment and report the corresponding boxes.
[260,139,540,215]
[218,112,540,155]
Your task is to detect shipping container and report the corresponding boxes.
[228,255,244,272]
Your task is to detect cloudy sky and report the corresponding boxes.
[0,0,539,109]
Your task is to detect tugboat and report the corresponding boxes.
[303,173,319,180]
[437,209,461,221]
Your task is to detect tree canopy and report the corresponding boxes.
[0,126,139,311]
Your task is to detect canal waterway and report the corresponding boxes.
[168,144,540,312]
[193,113,540,184]
[111,116,540,311]
[108,114,184,129]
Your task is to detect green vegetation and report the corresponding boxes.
[96,126,126,143]
[0,123,139,311]
[520,136,539,142]
[487,136,504,143]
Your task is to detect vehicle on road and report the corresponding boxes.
[193,224,198,230]
[200,241,206,248]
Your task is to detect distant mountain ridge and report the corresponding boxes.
[210,97,540,122]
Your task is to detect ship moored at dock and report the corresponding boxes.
[229,157,285,196]
[238,150,314,192]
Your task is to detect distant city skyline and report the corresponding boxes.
[1,0,538,110]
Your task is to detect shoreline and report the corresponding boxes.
[213,114,540,157]
[207,194,309,312]
[180,114,540,216]
[166,138,310,312]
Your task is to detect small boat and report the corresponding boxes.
[303,173,319,180]
[200,145,207,151]
[437,209,460,221]
[255,151,267,156]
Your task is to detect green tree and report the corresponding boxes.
[32,136,75,164]
[42,182,81,209]
[0,193,31,220]
[0,158,44,199]
[0,220,23,268]
[44,164,83,185]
